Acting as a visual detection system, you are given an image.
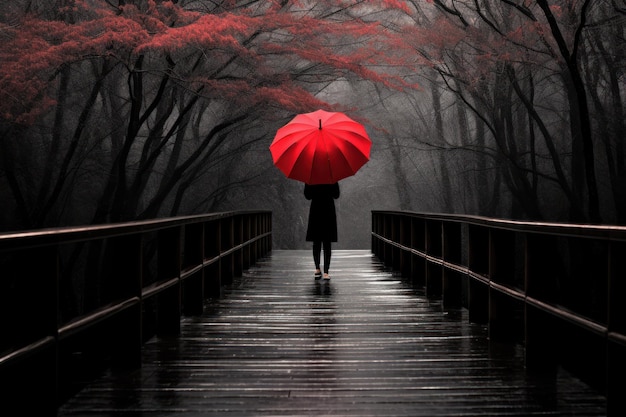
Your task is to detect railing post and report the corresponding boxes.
[234,215,243,277]
[204,220,221,298]
[371,212,378,257]
[182,223,204,316]
[608,241,626,416]
[524,233,558,374]
[250,215,258,263]
[156,227,182,336]
[399,215,410,277]
[108,234,142,369]
[383,213,392,267]
[425,220,443,299]
[442,222,463,308]
[243,215,251,270]
[373,211,382,259]
[265,212,273,255]
[468,224,489,323]
[488,229,523,342]
[372,211,386,262]
[221,217,234,285]
[411,217,425,287]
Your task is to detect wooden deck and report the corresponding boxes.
[57,250,606,416]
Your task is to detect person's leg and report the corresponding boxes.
[322,240,332,277]
[313,241,322,277]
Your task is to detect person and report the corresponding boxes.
[304,182,340,280]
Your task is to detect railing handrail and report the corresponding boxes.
[372,210,626,240]
[0,210,272,251]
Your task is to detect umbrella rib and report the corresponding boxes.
[314,127,333,184]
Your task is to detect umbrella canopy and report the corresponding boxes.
[269,109,372,184]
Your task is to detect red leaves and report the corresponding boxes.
[136,12,256,55]
[1,18,68,123]
[380,0,412,14]
[0,0,425,125]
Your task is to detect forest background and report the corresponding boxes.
[1,0,624,249]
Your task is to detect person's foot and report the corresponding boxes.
[314,269,322,280]
[323,273,330,280]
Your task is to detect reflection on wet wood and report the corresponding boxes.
[58,250,606,416]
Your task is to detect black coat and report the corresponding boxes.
[305,183,340,242]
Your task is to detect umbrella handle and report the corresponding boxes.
[319,119,322,130]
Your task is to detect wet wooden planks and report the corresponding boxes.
[57,250,606,416]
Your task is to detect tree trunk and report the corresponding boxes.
[432,81,453,212]
[536,0,600,222]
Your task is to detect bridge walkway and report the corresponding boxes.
[57,250,606,416]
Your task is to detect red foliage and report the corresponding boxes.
[0,1,425,125]
[0,4,155,123]
[136,12,256,54]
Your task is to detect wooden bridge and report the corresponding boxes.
[1,211,624,415]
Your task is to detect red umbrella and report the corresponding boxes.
[269,109,372,184]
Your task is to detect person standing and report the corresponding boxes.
[304,182,340,280]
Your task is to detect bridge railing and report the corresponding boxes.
[0,211,272,413]
[372,210,625,416]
